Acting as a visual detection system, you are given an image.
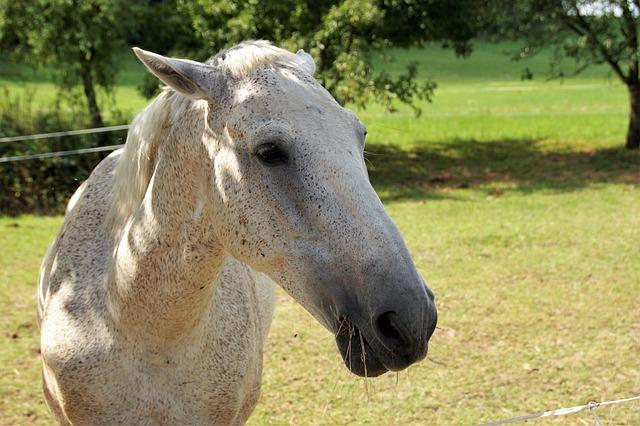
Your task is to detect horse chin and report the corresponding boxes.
[335,320,388,377]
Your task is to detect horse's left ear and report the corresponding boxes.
[296,49,316,75]
[133,47,223,101]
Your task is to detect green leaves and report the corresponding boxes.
[487,0,637,83]
[1,0,136,127]
[2,0,480,117]
[176,0,476,112]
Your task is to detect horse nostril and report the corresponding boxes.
[376,311,404,345]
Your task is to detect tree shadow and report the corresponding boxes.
[366,138,639,202]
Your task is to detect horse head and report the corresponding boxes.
[133,41,437,377]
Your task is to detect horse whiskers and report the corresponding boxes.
[329,305,338,322]
[426,356,448,366]
[419,293,426,347]
[363,123,404,133]
[346,323,353,374]
[364,156,374,168]
[335,315,348,338]
[358,331,370,402]
[391,371,400,399]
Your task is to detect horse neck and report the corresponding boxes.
[108,104,226,343]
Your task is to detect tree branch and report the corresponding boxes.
[545,60,592,80]
[562,1,629,83]
[562,17,587,37]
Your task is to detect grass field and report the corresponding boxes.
[1,42,639,425]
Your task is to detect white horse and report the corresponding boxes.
[37,41,437,425]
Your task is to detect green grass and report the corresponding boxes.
[0,216,63,424]
[0,41,627,124]
[1,41,639,424]
[0,50,149,119]
[376,41,616,83]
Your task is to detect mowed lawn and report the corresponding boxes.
[1,42,639,424]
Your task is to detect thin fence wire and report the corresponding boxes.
[0,144,124,163]
[0,124,130,144]
[0,125,129,163]
[480,395,640,426]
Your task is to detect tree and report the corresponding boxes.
[175,0,483,112]
[2,0,133,129]
[2,0,484,120]
[487,0,640,150]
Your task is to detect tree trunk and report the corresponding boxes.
[626,84,640,150]
[80,60,104,129]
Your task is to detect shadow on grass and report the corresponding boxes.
[366,138,639,202]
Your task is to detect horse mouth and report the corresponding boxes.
[335,318,388,377]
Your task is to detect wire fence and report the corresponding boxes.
[0,124,130,144]
[0,144,125,163]
[480,395,640,425]
[0,125,129,163]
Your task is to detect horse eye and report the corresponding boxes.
[255,143,288,166]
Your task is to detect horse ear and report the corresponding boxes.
[133,47,223,101]
[296,49,316,75]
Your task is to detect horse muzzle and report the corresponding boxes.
[334,288,437,377]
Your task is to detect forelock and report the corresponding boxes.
[206,40,315,79]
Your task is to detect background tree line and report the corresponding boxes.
[0,0,481,127]
[0,0,482,213]
[0,0,638,213]
[3,0,639,149]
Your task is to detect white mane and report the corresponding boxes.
[106,41,314,235]
[207,40,315,78]
[106,90,199,235]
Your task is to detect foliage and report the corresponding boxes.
[485,0,640,149]
[174,0,482,112]
[486,1,632,79]
[1,0,136,128]
[126,1,195,54]
[1,0,483,117]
